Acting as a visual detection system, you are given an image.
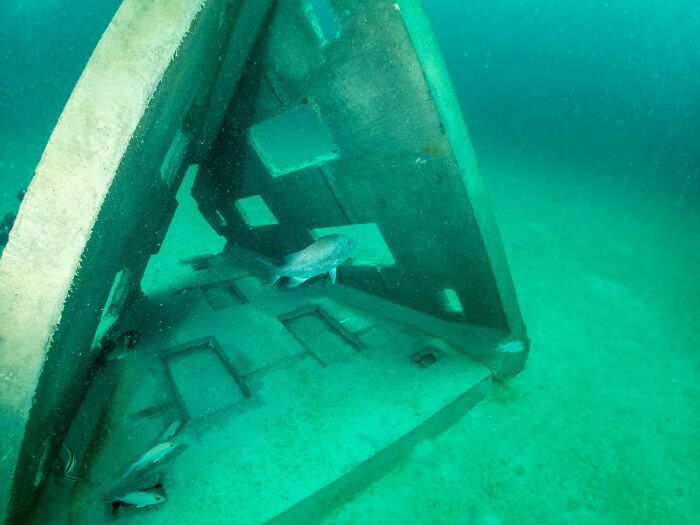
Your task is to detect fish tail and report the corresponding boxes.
[256,258,281,285]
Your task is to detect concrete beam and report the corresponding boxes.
[0,1,269,522]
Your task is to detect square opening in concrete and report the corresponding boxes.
[249,102,339,177]
[235,194,279,228]
[311,223,396,267]
[164,338,249,419]
[441,288,464,314]
[159,131,190,188]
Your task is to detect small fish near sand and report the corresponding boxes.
[112,490,166,509]
[159,418,183,442]
[123,442,177,478]
[258,234,357,288]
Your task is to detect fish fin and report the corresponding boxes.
[287,276,308,288]
[122,462,140,478]
[256,258,281,285]
[329,267,337,284]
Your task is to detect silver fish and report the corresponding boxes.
[123,442,177,478]
[259,234,357,287]
[159,418,183,441]
[113,491,166,508]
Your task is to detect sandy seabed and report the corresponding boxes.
[3,134,697,524]
[323,151,700,525]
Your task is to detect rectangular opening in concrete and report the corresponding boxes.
[280,306,364,366]
[311,223,396,267]
[441,288,464,314]
[214,209,229,228]
[91,268,132,348]
[249,102,338,177]
[164,338,249,419]
[160,130,190,188]
[201,280,247,310]
[235,194,279,228]
[305,0,341,46]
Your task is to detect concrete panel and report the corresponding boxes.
[193,0,528,352]
[28,248,494,525]
[0,1,271,522]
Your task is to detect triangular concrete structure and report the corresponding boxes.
[0,1,528,523]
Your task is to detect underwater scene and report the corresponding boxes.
[0,1,698,524]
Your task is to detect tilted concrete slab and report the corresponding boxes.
[28,248,495,525]
[0,0,271,522]
[193,0,528,350]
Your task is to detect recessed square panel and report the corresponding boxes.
[165,339,248,419]
[280,306,365,366]
[235,195,279,228]
[283,312,356,366]
[201,281,247,310]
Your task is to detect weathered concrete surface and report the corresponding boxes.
[26,244,495,525]
[0,0,270,522]
[194,0,528,372]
